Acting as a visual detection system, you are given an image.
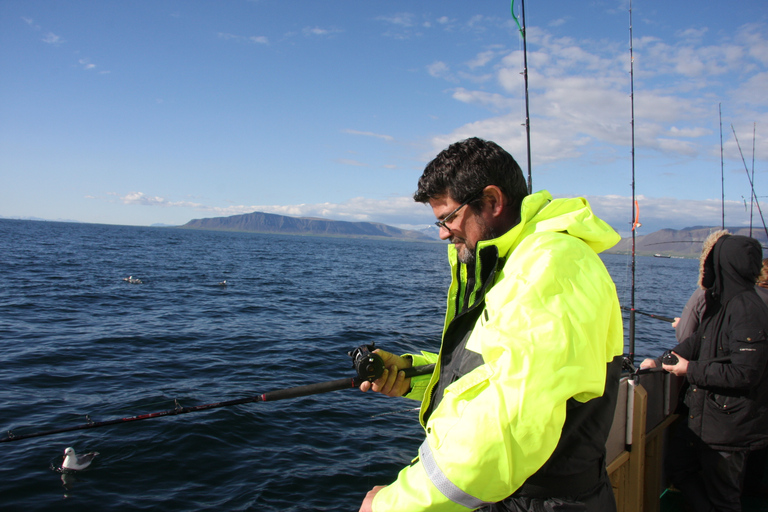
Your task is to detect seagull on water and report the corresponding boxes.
[123,276,143,284]
[62,447,99,471]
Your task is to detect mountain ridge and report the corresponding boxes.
[179,211,768,254]
[180,211,434,241]
[607,226,768,257]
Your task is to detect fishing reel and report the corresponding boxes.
[661,350,679,366]
[348,343,385,382]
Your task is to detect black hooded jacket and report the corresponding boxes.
[672,235,768,451]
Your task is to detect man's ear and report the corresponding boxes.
[483,185,506,218]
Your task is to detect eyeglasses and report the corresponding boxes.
[434,190,484,231]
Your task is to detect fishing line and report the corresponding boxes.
[1,344,435,444]
[369,407,421,419]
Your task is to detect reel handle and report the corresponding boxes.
[349,344,435,382]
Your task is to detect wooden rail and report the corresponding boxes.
[607,373,682,512]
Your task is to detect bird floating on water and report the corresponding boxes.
[218,280,227,286]
[123,276,143,284]
[62,447,99,471]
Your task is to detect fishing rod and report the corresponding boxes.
[732,124,768,242]
[620,306,675,324]
[628,0,638,364]
[750,122,756,237]
[1,345,435,444]
[510,0,532,194]
[719,104,724,230]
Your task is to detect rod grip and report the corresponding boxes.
[402,364,435,378]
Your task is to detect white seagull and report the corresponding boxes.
[62,447,99,471]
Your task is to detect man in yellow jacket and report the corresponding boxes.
[359,138,624,512]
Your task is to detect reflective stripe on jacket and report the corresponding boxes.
[373,190,624,512]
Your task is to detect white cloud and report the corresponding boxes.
[427,61,450,79]
[79,58,96,70]
[427,20,767,168]
[303,26,342,37]
[22,17,37,28]
[336,158,369,167]
[218,32,269,44]
[342,129,394,142]
[451,88,517,111]
[467,50,496,69]
[118,191,434,227]
[567,194,760,234]
[378,13,416,28]
[42,32,63,45]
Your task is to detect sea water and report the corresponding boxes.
[0,219,698,511]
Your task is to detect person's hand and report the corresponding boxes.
[662,351,689,377]
[358,485,386,512]
[639,358,657,369]
[672,317,680,328]
[358,350,412,397]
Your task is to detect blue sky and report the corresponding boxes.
[1,0,766,235]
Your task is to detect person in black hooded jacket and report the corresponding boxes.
[643,234,768,512]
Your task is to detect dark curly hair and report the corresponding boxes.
[413,138,527,215]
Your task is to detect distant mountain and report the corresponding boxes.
[180,211,434,241]
[608,226,768,258]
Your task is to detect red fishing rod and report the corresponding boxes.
[1,345,434,443]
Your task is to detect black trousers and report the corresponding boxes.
[476,470,616,512]
[666,420,748,512]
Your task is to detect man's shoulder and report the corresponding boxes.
[511,230,597,259]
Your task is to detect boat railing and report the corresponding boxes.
[607,371,683,512]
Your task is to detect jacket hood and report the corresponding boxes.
[478,190,620,258]
[698,229,730,289]
[704,234,763,304]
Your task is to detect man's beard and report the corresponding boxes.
[452,218,497,265]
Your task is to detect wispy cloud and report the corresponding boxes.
[451,88,517,112]
[42,32,63,45]
[79,58,96,70]
[428,22,768,164]
[22,17,39,30]
[22,16,65,45]
[23,17,112,73]
[302,26,342,37]
[582,195,758,234]
[427,60,450,79]
[118,192,434,227]
[342,129,394,142]
[336,158,369,167]
[217,32,269,44]
[121,192,204,209]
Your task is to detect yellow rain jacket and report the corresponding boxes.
[373,190,624,511]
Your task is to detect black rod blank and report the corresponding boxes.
[1,364,435,443]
